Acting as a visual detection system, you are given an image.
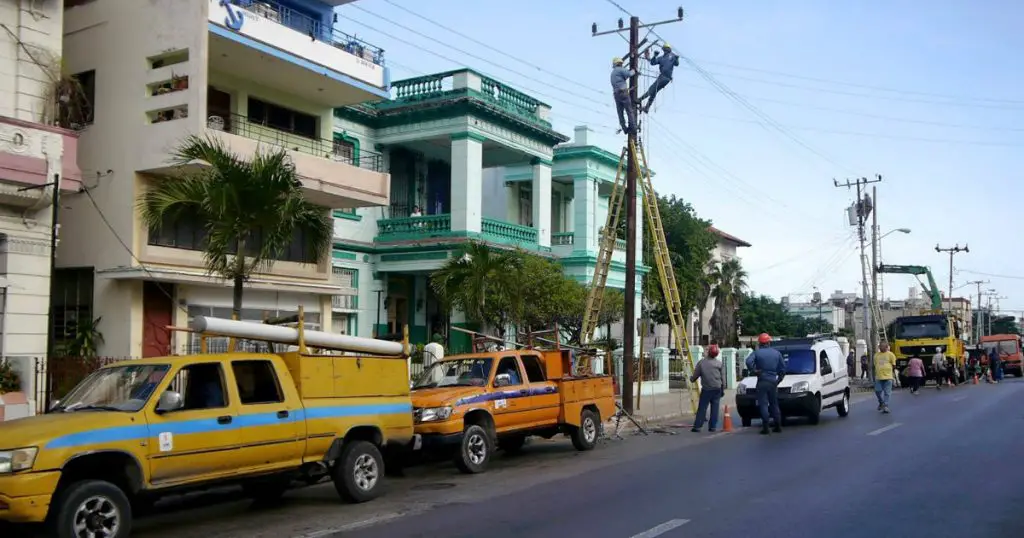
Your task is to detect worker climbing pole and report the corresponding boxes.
[589,8,688,415]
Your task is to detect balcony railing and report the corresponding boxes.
[615,238,627,252]
[332,295,358,310]
[552,232,574,246]
[208,112,384,172]
[390,71,549,128]
[482,218,538,244]
[225,0,385,65]
[376,214,452,241]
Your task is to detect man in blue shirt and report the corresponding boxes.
[610,57,637,135]
[639,42,680,113]
[745,332,786,435]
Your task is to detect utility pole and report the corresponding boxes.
[870,186,880,356]
[592,8,684,414]
[834,174,881,379]
[967,280,988,342]
[935,244,969,308]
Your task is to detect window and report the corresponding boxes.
[819,351,833,375]
[232,360,284,404]
[147,210,318,263]
[495,357,523,386]
[167,363,228,411]
[520,355,546,382]
[70,69,95,125]
[247,98,317,139]
[780,349,816,375]
[894,319,949,340]
[333,137,356,163]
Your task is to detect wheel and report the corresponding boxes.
[454,424,493,474]
[836,391,850,417]
[740,415,752,428]
[571,409,600,451]
[331,440,384,503]
[49,480,132,538]
[807,395,822,425]
[498,435,527,454]
[242,477,291,503]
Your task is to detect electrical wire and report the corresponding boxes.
[746,231,856,273]
[957,269,1024,281]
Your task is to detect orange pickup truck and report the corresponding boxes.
[410,348,615,473]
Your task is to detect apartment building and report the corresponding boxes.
[54,0,391,357]
[0,0,82,365]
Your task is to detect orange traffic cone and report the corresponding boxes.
[722,405,734,432]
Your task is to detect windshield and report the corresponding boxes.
[413,358,494,389]
[982,341,1019,355]
[780,349,817,375]
[57,364,170,413]
[895,320,948,340]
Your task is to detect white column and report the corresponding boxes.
[450,133,484,234]
[636,191,645,265]
[572,175,597,254]
[531,158,552,247]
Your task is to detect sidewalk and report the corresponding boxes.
[604,388,736,434]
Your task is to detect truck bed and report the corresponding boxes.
[553,375,616,426]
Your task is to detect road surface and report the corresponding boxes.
[6,379,1021,537]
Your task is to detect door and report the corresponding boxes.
[519,353,560,425]
[146,362,240,486]
[230,359,304,471]
[492,356,529,432]
[142,282,173,358]
[207,86,232,131]
[817,347,838,405]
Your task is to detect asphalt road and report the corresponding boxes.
[338,379,1024,538]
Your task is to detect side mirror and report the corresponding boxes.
[155,391,184,414]
[494,373,512,387]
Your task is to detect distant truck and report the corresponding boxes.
[410,348,615,474]
[980,334,1023,377]
[892,313,967,385]
[0,316,417,538]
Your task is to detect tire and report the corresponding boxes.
[807,395,822,425]
[243,477,291,503]
[740,415,752,428]
[331,440,385,503]
[498,435,527,454]
[836,391,850,418]
[571,409,600,451]
[49,480,132,538]
[454,424,493,474]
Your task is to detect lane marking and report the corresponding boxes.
[630,519,691,538]
[867,423,903,436]
[294,512,407,538]
[952,395,968,402]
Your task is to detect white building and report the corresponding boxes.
[56,0,391,357]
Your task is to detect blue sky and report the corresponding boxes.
[337,0,1024,314]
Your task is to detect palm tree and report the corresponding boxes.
[697,259,720,344]
[430,242,521,336]
[139,135,333,319]
[709,258,748,345]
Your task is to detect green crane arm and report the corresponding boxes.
[876,264,943,310]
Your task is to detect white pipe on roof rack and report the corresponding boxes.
[190,316,408,356]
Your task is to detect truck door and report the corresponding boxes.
[519,353,560,425]
[492,355,530,432]
[823,345,845,404]
[817,349,838,405]
[230,358,304,472]
[146,361,241,486]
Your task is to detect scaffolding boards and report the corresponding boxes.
[579,138,699,414]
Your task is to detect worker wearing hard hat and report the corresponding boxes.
[639,42,680,113]
[744,333,786,435]
[610,57,637,135]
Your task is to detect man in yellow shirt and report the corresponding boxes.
[874,342,897,414]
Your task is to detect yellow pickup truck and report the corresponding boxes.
[411,348,615,474]
[0,316,416,538]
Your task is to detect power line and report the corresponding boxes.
[958,269,1024,281]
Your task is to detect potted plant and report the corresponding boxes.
[40,56,92,129]
[0,360,20,395]
[171,74,189,91]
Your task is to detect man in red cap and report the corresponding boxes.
[744,333,786,434]
[690,343,726,432]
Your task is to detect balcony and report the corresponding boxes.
[208,0,389,107]
[0,116,83,206]
[375,213,542,249]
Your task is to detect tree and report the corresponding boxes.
[990,315,1021,336]
[431,242,519,335]
[708,258,748,345]
[139,135,333,318]
[695,259,719,343]
[557,284,625,346]
[737,292,830,338]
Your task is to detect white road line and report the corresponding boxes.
[294,512,406,538]
[630,519,691,538]
[952,395,968,402]
[867,423,903,436]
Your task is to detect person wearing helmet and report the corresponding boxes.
[610,57,637,135]
[639,42,680,113]
[744,333,786,435]
[690,343,726,432]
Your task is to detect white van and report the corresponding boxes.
[735,337,851,427]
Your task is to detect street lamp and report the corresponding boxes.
[879,227,911,241]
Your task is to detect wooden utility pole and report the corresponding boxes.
[935,244,969,306]
[834,175,881,378]
[967,280,988,342]
[592,8,684,414]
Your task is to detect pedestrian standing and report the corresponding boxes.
[744,333,785,435]
[860,354,869,379]
[987,347,1000,384]
[931,347,946,391]
[906,354,925,394]
[690,344,726,433]
[874,343,897,413]
[846,350,855,378]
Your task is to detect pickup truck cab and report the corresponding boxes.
[0,341,414,537]
[411,348,614,474]
[735,337,851,427]
[980,334,1023,377]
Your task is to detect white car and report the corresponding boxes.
[735,337,851,427]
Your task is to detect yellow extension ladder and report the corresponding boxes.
[580,138,699,414]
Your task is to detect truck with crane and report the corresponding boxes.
[877,264,968,385]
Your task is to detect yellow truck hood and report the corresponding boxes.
[0,411,142,451]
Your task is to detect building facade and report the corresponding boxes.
[55,0,390,357]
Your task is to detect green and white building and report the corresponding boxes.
[330,69,646,352]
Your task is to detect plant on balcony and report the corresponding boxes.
[139,135,333,319]
[0,359,20,394]
[40,58,92,130]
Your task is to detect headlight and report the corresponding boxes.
[0,447,38,474]
[790,381,810,394]
[736,383,747,394]
[418,406,453,422]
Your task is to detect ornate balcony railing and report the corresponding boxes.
[376,214,452,241]
[482,218,538,244]
[389,70,549,128]
[552,232,574,246]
